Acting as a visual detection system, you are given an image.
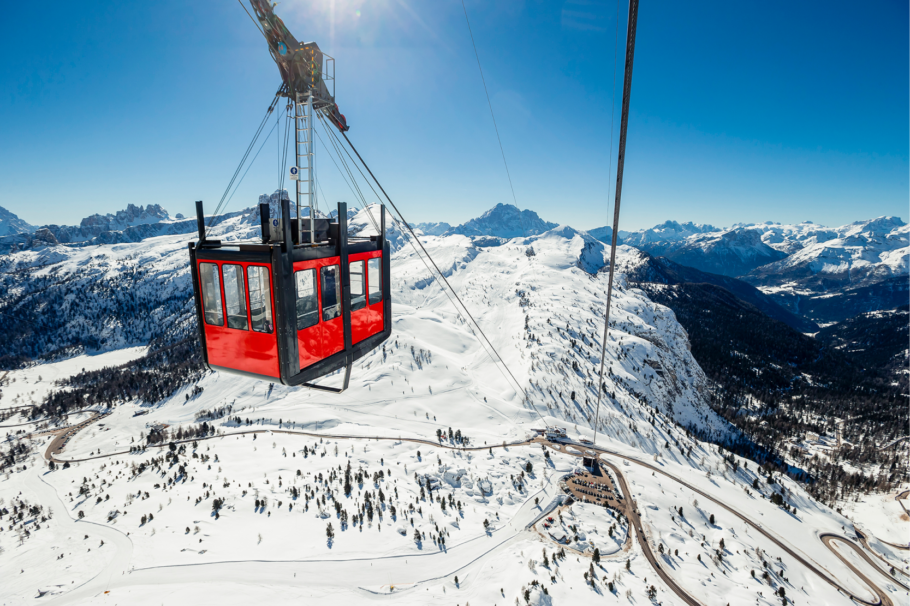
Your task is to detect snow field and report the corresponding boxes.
[542,501,630,558]
[0,347,147,412]
[45,431,563,570]
[838,488,910,568]
[3,212,902,605]
[614,450,907,606]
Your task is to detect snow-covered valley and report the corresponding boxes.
[0,205,907,605]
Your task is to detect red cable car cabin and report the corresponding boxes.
[188,198,391,392]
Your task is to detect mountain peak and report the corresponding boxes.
[79,203,170,232]
[0,205,36,237]
[445,204,557,239]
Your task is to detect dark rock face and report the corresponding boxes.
[40,204,170,244]
[622,249,817,333]
[445,204,557,238]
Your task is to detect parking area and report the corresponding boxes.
[563,466,622,508]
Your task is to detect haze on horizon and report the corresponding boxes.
[0,0,906,231]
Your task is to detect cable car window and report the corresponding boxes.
[247,265,273,333]
[199,263,224,326]
[350,261,366,311]
[321,265,342,321]
[295,269,318,330]
[368,258,382,305]
[222,265,249,330]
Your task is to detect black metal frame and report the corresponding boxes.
[188,199,391,392]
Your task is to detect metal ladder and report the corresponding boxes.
[295,92,315,244]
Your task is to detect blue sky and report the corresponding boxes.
[0,0,906,230]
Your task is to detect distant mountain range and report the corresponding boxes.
[614,217,908,323]
[620,220,718,248]
[413,221,452,236]
[1,199,906,325]
[742,216,908,289]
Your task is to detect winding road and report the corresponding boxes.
[30,418,908,606]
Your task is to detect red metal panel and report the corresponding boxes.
[349,250,384,344]
[290,251,384,365]
[297,323,323,369]
[293,257,338,368]
[197,260,280,378]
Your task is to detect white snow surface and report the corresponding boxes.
[1,208,906,605]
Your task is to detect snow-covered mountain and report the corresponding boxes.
[413,221,451,236]
[0,205,36,236]
[0,204,724,440]
[737,220,839,255]
[616,221,788,277]
[1,202,906,606]
[621,217,908,299]
[584,225,618,244]
[84,203,171,231]
[43,203,172,244]
[621,220,718,249]
[444,203,557,238]
[744,216,908,289]
[647,227,788,277]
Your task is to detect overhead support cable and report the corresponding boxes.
[237,0,269,42]
[223,120,279,212]
[276,103,294,211]
[208,90,282,227]
[593,0,640,446]
[321,115,535,422]
[315,114,380,234]
[315,113,380,232]
[460,0,527,238]
[338,131,549,427]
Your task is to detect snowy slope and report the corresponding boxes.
[412,222,451,236]
[0,205,36,236]
[0,204,723,440]
[1,206,907,606]
[744,216,909,289]
[584,225,617,244]
[621,220,718,249]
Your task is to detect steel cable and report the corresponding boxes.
[593,0,639,446]
[208,91,281,227]
[339,131,551,427]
